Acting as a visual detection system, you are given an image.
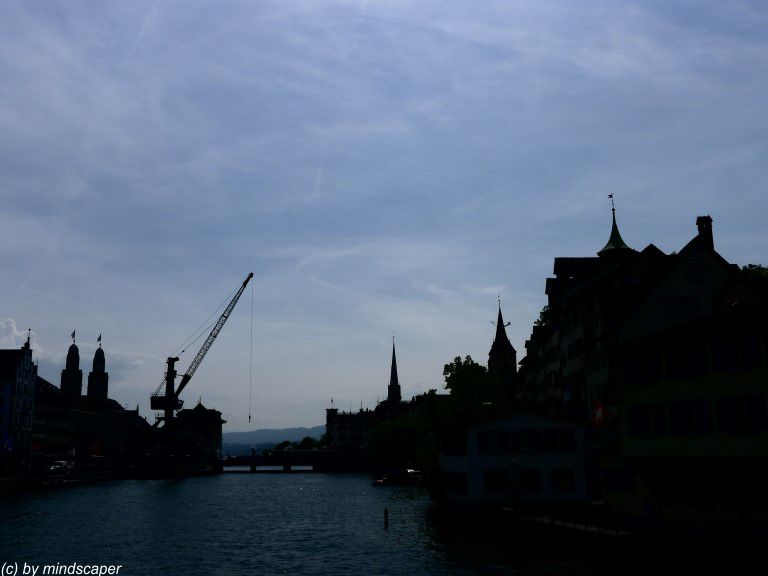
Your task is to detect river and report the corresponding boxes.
[0,473,739,575]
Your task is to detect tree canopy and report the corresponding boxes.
[442,355,505,422]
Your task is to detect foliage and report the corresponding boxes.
[533,304,552,327]
[442,355,506,423]
[443,355,488,393]
[742,264,768,281]
[274,436,320,451]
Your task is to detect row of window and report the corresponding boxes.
[334,432,363,445]
[623,332,764,386]
[443,428,579,456]
[628,395,767,438]
[477,428,577,455]
[442,467,576,496]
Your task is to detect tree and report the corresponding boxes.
[443,355,489,394]
[442,355,505,422]
[297,436,317,450]
[743,264,768,281]
[533,304,552,327]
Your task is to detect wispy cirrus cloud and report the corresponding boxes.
[2,1,767,428]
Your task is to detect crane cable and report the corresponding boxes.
[151,284,241,397]
[172,285,240,358]
[248,279,254,424]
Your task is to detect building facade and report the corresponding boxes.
[0,334,36,472]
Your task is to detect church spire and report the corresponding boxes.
[488,300,517,379]
[489,301,516,359]
[598,194,632,257]
[387,336,401,403]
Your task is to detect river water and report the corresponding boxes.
[0,473,736,575]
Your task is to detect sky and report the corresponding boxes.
[1,0,767,430]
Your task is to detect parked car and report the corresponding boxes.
[47,460,74,474]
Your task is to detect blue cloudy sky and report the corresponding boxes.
[1,1,766,429]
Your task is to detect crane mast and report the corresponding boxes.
[151,272,253,428]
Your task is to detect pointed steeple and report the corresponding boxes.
[489,301,516,368]
[598,194,632,257]
[490,304,515,357]
[489,299,518,399]
[387,337,401,403]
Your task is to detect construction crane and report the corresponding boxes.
[151,272,254,428]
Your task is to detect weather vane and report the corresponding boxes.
[491,298,510,328]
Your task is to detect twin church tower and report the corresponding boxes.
[60,334,109,401]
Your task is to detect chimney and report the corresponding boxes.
[696,215,714,251]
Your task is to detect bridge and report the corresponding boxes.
[222,449,369,473]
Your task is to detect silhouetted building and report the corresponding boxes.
[515,209,768,529]
[27,337,150,474]
[31,375,71,462]
[0,334,36,472]
[488,303,517,399]
[87,343,108,400]
[326,339,410,452]
[438,413,588,508]
[386,341,402,404]
[60,338,83,399]
[325,405,376,452]
[176,401,226,472]
[605,272,768,529]
[518,211,738,424]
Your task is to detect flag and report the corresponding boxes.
[71,329,76,341]
[97,333,102,343]
[608,193,613,199]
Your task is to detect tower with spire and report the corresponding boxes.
[60,331,83,399]
[598,194,633,257]
[488,301,517,392]
[87,335,109,400]
[387,338,402,403]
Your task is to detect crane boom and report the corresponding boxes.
[175,272,253,398]
[150,272,253,423]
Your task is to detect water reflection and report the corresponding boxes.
[0,475,755,575]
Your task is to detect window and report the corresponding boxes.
[551,468,575,493]
[441,429,466,456]
[483,469,508,493]
[544,429,576,453]
[717,395,767,433]
[517,429,543,453]
[671,399,713,436]
[517,469,541,493]
[689,339,708,376]
[647,350,663,382]
[629,403,666,438]
[623,350,646,385]
[713,335,739,373]
[478,430,509,455]
[603,467,635,492]
[742,333,762,371]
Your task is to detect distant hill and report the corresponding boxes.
[222,425,325,456]
[223,425,325,446]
